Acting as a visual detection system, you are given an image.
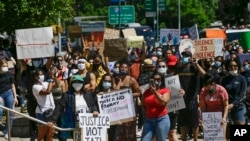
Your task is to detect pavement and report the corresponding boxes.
[0,106,205,141]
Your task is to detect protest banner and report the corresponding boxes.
[160,28,180,45]
[67,26,82,38]
[97,88,136,125]
[15,27,54,59]
[193,38,215,59]
[188,24,199,40]
[103,38,127,61]
[122,28,137,38]
[79,113,110,141]
[127,36,144,48]
[179,39,195,57]
[165,75,186,112]
[214,38,224,57]
[104,28,120,39]
[202,112,224,141]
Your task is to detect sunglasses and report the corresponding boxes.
[158,65,166,68]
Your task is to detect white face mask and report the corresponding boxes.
[78,64,86,70]
[113,68,119,74]
[74,60,78,65]
[71,69,78,74]
[39,75,45,83]
[72,83,83,91]
[1,67,8,72]
[157,67,167,74]
[102,82,112,89]
[229,70,238,76]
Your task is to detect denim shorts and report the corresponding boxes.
[231,103,247,123]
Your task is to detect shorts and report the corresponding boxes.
[169,112,178,130]
[178,100,199,128]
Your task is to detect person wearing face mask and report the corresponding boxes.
[32,68,56,141]
[60,75,99,141]
[74,57,97,93]
[141,72,171,141]
[176,51,201,141]
[95,74,117,141]
[199,73,229,141]
[221,59,247,125]
[0,59,18,139]
[240,60,250,87]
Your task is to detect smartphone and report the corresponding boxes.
[149,79,155,86]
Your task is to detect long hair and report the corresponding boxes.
[152,72,166,89]
[96,73,113,93]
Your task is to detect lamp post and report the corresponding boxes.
[178,0,181,37]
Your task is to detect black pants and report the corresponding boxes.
[27,98,37,139]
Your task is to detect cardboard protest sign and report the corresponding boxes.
[127,36,144,48]
[104,28,120,39]
[193,38,215,59]
[202,112,224,141]
[79,113,110,141]
[179,39,195,57]
[122,28,137,38]
[214,38,224,57]
[160,28,180,45]
[103,38,127,61]
[15,27,54,59]
[165,75,186,112]
[67,26,82,38]
[97,88,136,125]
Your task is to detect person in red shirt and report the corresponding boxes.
[199,73,229,141]
[141,72,171,141]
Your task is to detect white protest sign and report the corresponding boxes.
[97,88,136,125]
[160,28,180,45]
[140,84,149,95]
[127,36,144,48]
[79,113,110,141]
[202,112,224,141]
[15,27,54,59]
[179,39,195,57]
[214,38,224,57]
[165,75,186,112]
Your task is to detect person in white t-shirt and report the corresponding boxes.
[32,69,56,141]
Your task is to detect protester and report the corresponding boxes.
[0,59,18,139]
[60,75,99,141]
[141,72,171,141]
[176,51,200,141]
[199,73,229,141]
[221,59,247,125]
[32,68,56,141]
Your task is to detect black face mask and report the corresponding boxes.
[119,71,128,76]
[207,85,216,95]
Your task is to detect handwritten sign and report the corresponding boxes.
[165,75,186,112]
[193,38,215,59]
[104,28,120,39]
[15,27,54,59]
[122,28,137,38]
[214,38,224,57]
[97,88,136,125]
[104,38,127,61]
[79,113,110,141]
[202,112,224,141]
[160,28,180,45]
[127,36,144,48]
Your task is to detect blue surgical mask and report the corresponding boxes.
[214,61,221,68]
[182,57,189,64]
[33,60,41,68]
[129,55,136,61]
[156,51,162,56]
[244,65,249,71]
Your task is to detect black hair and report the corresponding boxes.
[31,68,43,85]
[203,73,215,86]
[224,58,242,71]
[96,73,113,93]
[152,72,166,89]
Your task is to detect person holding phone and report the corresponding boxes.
[141,72,171,141]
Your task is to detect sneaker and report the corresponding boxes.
[136,129,142,137]
[4,134,8,140]
[21,107,27,113]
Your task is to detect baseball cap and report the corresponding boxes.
[167,55,178,66]
[181,51,192,57]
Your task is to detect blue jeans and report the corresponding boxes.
[141,114,170,141]
[0,89,14,134]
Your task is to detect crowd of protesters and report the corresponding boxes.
[0,35,250,141]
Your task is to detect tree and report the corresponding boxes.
[0,0,75,34]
